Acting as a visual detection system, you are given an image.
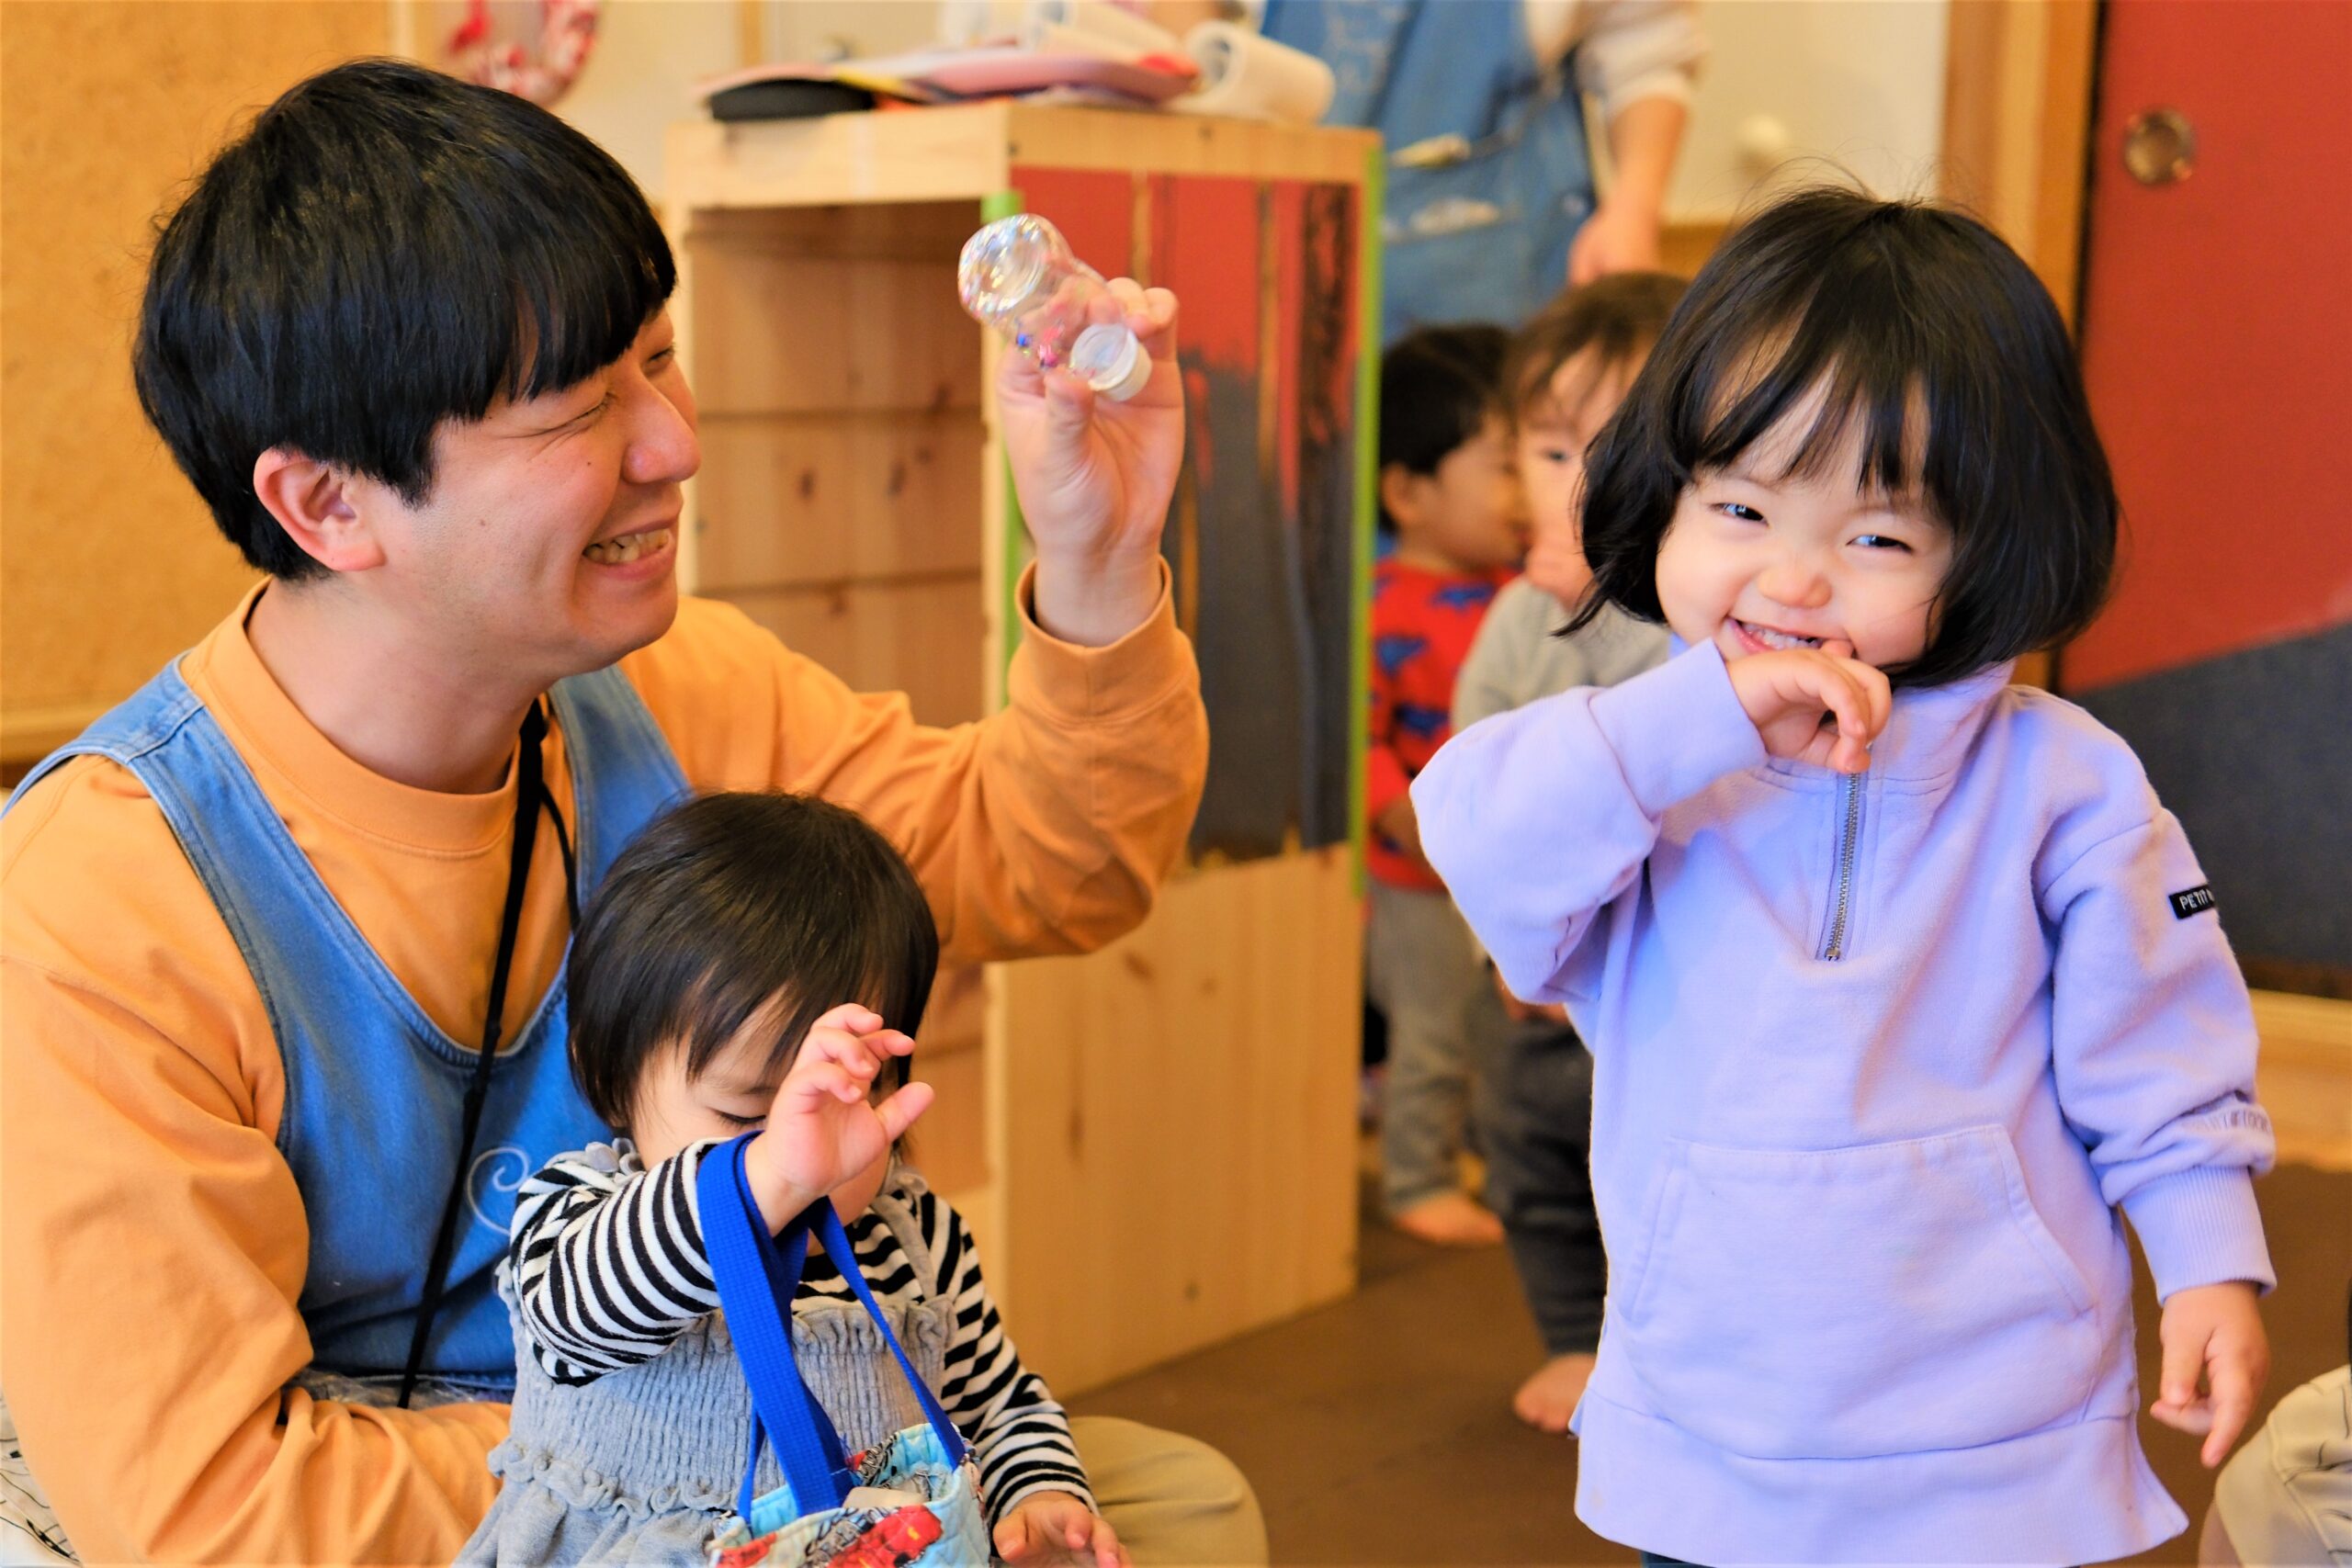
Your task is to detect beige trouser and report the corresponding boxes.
[1072,1416,1269,1567]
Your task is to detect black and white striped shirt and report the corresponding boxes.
[506,1141,1091,1523]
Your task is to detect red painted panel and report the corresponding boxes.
[1007,165,1129,294]
[2064,0,2352,694]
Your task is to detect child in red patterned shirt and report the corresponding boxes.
[1368,324,1527,1246]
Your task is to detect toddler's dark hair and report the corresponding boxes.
[1505,272,1688,425]
[567,793,939,1130]
[1377,323,1510,531]
[1571,186,2118,687]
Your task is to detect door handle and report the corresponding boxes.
[2121,107,2196,186]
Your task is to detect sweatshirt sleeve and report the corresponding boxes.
[635,566,1206,968]
[0,954,504,1565]
[2040,811,2277,1301]
[1415,639,1763,1004]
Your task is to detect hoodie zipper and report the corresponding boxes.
[1821,771,1864,961]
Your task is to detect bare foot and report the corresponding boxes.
[1512,1352,1596,1435]
[1391,1190,1504,1247]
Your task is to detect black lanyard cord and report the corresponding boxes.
[397,700,570,1407]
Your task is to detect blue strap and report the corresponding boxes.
[793,1193,970,1471]
[697,1135,970,1526]
[698,1136,856,1520]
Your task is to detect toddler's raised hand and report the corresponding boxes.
[1724,638,1891,773]
[2151,1280,2269,1468]
[995,1491,1128,1568]
[743,1004,932,1232]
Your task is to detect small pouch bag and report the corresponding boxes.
[698,1134,991,1568]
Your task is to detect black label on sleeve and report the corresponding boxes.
[2168,885,2217,919]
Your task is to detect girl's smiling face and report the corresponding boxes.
[1656,386,1954,671]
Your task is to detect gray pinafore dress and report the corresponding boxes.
[459,1168,957,1566]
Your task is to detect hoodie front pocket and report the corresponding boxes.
[1618,1125,2099,1460]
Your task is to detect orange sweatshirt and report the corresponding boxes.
[0,569,1205,1565]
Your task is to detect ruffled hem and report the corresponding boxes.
[486,1438,741,1521]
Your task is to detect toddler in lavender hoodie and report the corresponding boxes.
[1414,188,2276,1566]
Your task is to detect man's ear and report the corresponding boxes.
[251,448,387,573]
[1379,461,1428,534]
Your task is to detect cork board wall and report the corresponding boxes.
[1,2,389,761]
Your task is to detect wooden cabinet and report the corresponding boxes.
[666,103,1379,1391]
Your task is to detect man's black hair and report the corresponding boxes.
[1377,323,1510,531]
[567,793,940,1131]
[133,58,677,581]
[1571,186,2118,687]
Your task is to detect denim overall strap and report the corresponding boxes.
[1261,0,1595,343]
[6,656,689,1390]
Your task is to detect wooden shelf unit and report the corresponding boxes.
[666,103,1379,1392]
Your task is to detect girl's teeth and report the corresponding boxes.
[1744,621,1821,650]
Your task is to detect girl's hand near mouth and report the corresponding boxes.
[1724,637,1890,773]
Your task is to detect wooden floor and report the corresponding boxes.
[1070,1165,2352,1566]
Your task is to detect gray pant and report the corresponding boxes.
[1365,881,1505,1213]
[1472,1016,1607,1355]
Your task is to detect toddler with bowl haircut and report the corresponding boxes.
[1417,190,2275,1563]
[462,793,1125,1568]
[1366,324,1527,1247]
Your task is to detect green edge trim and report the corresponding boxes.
[1350,147,1384,897]
[984,186,1026,711]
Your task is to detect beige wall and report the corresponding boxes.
[0,2,390,760]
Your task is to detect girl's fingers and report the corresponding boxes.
[786,1061,861,1106]
[872,1081,934,1142]
[2204,1358,2257,1466]
[2159,1325,2208,1414]
[811,1003,883,1035]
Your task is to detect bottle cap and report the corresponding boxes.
[1070,323,1153,402]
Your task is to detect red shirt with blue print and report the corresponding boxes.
[1368,559,1512,890]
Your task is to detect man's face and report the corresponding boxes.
[350,310,700,683]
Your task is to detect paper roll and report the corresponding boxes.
[1173,22,1335,125]
[1023,0,1182,57]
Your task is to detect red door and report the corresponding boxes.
[2065,0,2352,995]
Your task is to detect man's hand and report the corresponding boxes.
[994,1490,1129,1568]
[998,280,1183,649]
[2151,1280,2269,1467]
[1374,795,1433,877]
[1723,639,1890,773]
[742,1005,930,1232]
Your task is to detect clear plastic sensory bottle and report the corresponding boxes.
[957,214,1152,401]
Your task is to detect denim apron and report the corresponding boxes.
[1262,0,1595,344]
[5,658,690,1395]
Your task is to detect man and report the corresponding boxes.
[1,60,1250,1564]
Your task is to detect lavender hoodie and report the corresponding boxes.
[1413,640,2276,1565]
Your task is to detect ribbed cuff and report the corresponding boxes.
[1009,559,1193,719]
[1586,640,1766,817]
[2121,1167,2276,1300]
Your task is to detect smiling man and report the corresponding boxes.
[0,60,1239,1565]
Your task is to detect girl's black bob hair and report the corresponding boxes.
[567,792,939,1131]
[1568,186,2118,688]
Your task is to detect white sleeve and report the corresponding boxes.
[1532,0,1706,119]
